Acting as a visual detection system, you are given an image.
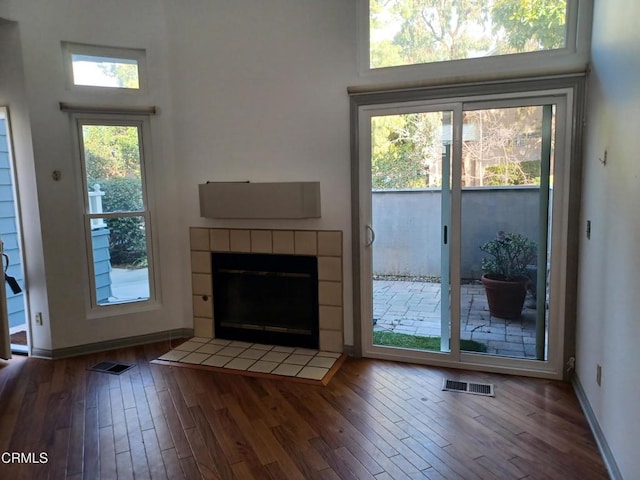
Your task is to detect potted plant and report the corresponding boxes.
[480,231,537,319]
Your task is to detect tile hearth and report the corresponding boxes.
[154,337,344,384]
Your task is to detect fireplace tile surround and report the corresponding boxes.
[190,228,344,353]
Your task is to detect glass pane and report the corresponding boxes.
[460,105,554,359]
[71,54,140,88]
[81,125,144,213]
[370,0,567,69]
[91,215,150,305]
[371,111,452,352]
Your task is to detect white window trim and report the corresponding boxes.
[72,113,161,318]
[357,0,593,84]
[62,42,148,93]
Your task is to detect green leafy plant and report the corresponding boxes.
[483,160,541,186]
[99,178,147,267]
[480,231,536,281]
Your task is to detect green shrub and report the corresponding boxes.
[98,178,147,267]
[484,160,541,186]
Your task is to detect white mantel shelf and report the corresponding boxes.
[199,181,321,219]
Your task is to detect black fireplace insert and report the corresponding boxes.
[212,252,319,349]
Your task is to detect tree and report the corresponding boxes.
[99,178,147,266]
[82,125,146,267]
[370,0,568,68]
[463,107,543,187]
[371,0,491,67]
[97,63,140,89]
[492,0,566,53]
[397,0,491,62]
[372,112,447,189]
[368,1,559,189]
[82,125,141,184]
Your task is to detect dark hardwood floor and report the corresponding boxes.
[0,341,609,479]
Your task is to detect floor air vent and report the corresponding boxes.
[89,361,135,375]
[442,379,494,397]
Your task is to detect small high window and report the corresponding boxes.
[63,43,145,90]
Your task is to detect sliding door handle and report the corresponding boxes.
[443,225,448,245]
[365,225,376,247]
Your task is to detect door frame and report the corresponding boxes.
[0,106,30,355]
[349,75,585,380]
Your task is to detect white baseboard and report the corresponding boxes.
[572,373,622,480]
[31,328,193,359]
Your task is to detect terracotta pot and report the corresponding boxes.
[481,274,529,320]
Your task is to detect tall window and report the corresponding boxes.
[77,118,154,307]
[367,0,578,70]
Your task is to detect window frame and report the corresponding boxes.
[357,0,593,83]
[63,42,147,93]
[350,75,585,378]
[73,113,159,316]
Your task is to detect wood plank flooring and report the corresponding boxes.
[0,341,609,479]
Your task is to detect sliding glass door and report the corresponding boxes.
[366,105,454,354]
[358,88,571,377]
[459,102,556,362]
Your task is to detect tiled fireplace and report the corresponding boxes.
[190,228,344,353]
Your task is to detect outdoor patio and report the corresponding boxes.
[373,279,541,359]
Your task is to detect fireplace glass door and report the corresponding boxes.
[212,252,319,349]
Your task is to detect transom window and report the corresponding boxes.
[63,43,145,90]
[369,0,568,69]
[361,0,594,79]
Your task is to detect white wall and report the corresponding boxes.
[577,0,640,477]
[162,0,358,344]
[0,0,358,351]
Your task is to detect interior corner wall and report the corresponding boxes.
[577,0,640,477]
[0,18,51,351]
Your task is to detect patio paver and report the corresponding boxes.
[373,279,540,359]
